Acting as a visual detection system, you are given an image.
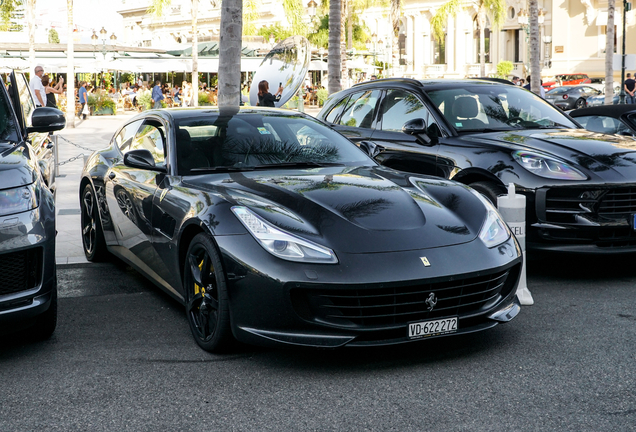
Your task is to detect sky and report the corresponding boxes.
[34,0,126,43]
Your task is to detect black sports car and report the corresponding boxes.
[544,85,601,110]
[569,104,636,137]
[0,71,65,339]
[317,78,636,253]
[80,107,522,352]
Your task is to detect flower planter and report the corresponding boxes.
[92,106,115,116]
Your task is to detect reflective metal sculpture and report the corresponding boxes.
[249,35,310,108]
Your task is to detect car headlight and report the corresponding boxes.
[231,206,338,264]
[470,190,511,248]
[512,151,587,180]
[0,183,38,217]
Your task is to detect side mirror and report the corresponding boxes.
[124,149,156,169]
[402,118,432,145]
[26,107,66,133]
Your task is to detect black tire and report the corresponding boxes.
[184,233,234,353]
[31,285,57,341]
[81,183,107,261]
[575,98,586,109]
[469,181,507,207]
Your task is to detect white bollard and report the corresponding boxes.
[497,183,534,305]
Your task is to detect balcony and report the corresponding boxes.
[422,64,446,78]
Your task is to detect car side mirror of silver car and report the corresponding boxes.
[26,107,66,134]
[402,118,433,145]
[124,149,156,169]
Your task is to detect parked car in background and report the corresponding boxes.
[544,85,601,110]
[542,74,591,91]
[0,71,65,339]
[79,107,522,352]
[318,77,636,253]
[584,87,620,107]
[569,104,636,137]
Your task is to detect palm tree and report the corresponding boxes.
[328,0,342,94]
[605,0,616,105]
[431,0,505,77]
[529,0,540,94]
[66,0,75,128]
[218,0,242,107]
[26,0,35,71]
[390,0,400,76]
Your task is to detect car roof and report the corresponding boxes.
[569,104,636,118]
[349,77,505,91]
[128,106,307,123]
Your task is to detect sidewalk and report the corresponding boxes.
[54,106,322,266]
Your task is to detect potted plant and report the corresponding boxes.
[88,93,117,115]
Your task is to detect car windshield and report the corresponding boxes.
[426,84,579,132]
[175,112,373,174]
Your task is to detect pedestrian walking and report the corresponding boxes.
[151,79,164,109]
[29,65,46,107]
[256,80,283,107]
[625,73,636,104]
[78,81,88,119]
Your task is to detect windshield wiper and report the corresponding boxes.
[190,166,255,173]
[251,162,342,170]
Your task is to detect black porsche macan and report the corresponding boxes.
[318,78,636,253]
[79,107,522,352]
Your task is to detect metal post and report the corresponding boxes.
[619,0,628,104]
[297,88,304,113]
[53,135,60,177]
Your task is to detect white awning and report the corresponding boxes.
[309,60,328,71]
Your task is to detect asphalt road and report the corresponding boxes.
[1,253,635,431]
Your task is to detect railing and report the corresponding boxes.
[422,64,447,78]
[465,63,495,77]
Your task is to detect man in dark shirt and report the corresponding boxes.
[625,73,635,104]
[151,80,164,109]
[78,81,88,120]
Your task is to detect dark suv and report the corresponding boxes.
[0,71,65,339]
[318,78,636,253]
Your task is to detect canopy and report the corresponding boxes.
[309,60,328,71]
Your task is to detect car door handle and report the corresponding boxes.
[108,172,116,180]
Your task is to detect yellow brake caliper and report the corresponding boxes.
[194,259,205,296]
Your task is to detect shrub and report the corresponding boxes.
[316,88,328,106]
[495,61,514,79]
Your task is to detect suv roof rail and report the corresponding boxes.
[351,77,423,88]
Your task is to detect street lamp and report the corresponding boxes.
[307,0,317,21]
[618,0,632,104]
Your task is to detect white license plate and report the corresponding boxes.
[408,317,458,339]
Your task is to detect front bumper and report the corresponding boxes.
[0,201,56,330]
[526,185,636,253]
[215,234,522,348]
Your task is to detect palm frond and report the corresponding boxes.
[430,0,463,42]
[147,0,172,18]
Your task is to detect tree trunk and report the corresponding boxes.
[218,0,243,107]
[66,0,75,128]
[347,1,353,50]
[605,0,615,104]
[27,0,36,71]
[341,0,347,89]
[478,10,486,77]
[191,0,199,107]
[391,0,401,76]
[328,0,341,94]
[529,0,541,95]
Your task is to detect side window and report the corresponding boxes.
[15,73,35,128]
[337,90,381,128]
[379,90,433,132]
[577,115,627,135]
[324,95,351,123]
[116,119,144,153]
[131,121,166,167]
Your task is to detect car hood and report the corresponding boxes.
[0,143,37,188]
[468,129,636,179]
[187,166,488,253]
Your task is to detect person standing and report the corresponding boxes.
[29,65,46,107]
[78,81,88,120]
[181,81,191,107]
[625,73,636,104]
[42,75,64,108]
[257,80,283,107]
[151,79,164,109]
